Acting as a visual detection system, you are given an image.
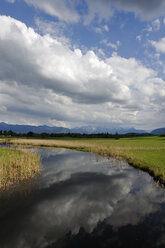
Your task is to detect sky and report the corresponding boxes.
[0,0,165,130]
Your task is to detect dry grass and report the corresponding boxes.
[0,147,41,192]
[0,138,94,149]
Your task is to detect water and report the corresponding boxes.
[1,148,165,248]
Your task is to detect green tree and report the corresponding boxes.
[115,132,119,140]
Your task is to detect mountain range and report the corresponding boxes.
[0,122,164,134]
[71,126,147,134]
[0,122,154,134]
[0,122,69,134]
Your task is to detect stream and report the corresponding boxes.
[0,147,165,248]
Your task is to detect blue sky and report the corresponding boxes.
[0,0,165,130]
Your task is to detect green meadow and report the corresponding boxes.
[1,135,165,184]
[73,136,165,182]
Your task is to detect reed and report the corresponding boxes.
[0,147,41,192]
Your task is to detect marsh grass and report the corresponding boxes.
[0,147,41,193]
[1,136,165,184]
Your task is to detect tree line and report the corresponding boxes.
[0,130,152,139]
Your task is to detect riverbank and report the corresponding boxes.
[1,136,165,185]
[0,146,41,192]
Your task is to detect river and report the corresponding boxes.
[0,148,165,248]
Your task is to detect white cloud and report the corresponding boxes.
[84,0,114,25]
[101,39,120,50]
[107,42,118,50]
[143,19,160,35]
[150,37,165,53]
[93,24,109,34]
[0,15,165,129]
[136,35,141,41]
[145,26,153,32]
[13,0,165,24]
[25,0,79,23]
[0,16,128,105]
[152,19,160,31]
[34,18,70,46]
[104,25,109,32]
[93,27,102,34]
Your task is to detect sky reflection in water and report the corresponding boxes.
[0,148,165,248]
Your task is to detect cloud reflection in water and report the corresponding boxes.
[0,148,165,248]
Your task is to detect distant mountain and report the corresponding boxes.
[0,122,70,134]
[0,122,148,134]
[71,126,147,134]
[151,128,165,135]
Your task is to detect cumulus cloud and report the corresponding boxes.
[0,15,131,105]
[0,15,165,128]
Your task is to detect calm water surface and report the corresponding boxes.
[1,148,165,248]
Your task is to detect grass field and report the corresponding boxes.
[0,146,40,192]
[1,136,165,184]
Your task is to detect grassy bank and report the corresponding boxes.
[1,136,165,184]
[0,147,40,192]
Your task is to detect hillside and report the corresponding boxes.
[151,128,165,135]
